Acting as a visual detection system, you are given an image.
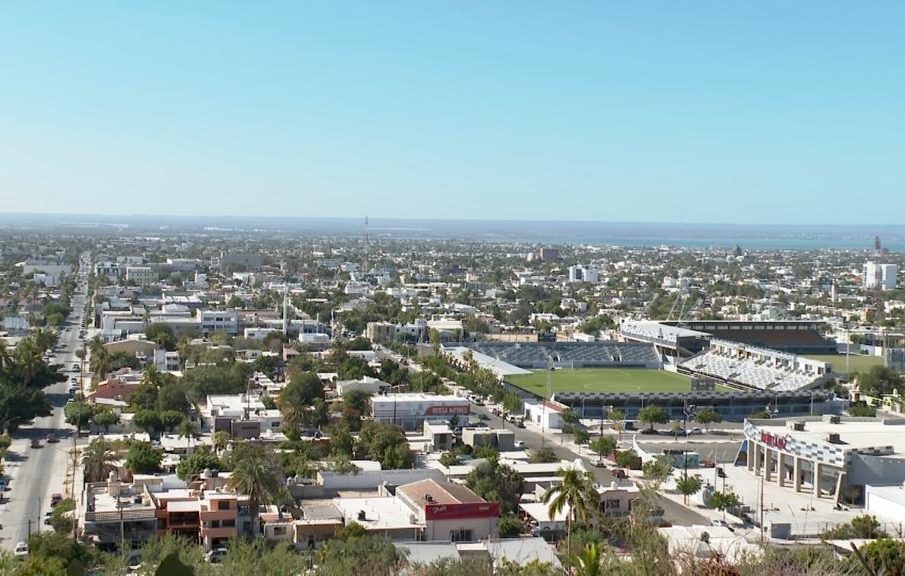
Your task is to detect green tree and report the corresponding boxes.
[638,405,668,432]
[82,438,117,483]
[91,408,120,433]
[49,498,75,533]
[676,474,704,505]
[146,323,178,351]
[708,490,741,520]
[279,372,325,435]
[589,435,616,463]
[573,542,603,576]
[317,535,406,576]
[857,365,904,396]
[824,514,887,540]
[355,421,415,469]
[694,408,723,432]
[642,458,673,485]
[614,449,638,469]
[133,409,163,438]
[160,409,187,432]
[125,441,163,475]
[176,447,222,481]
[855,538,905,576]
[177,418,200,450]
[465,459,525,515]
[498,514,524,538]
[64,400,94,433]
[542,468,599,553]
[226,442,283,536]
[529,447,559,463]
[212,430,231,453]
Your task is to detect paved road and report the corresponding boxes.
[0,254,90,550]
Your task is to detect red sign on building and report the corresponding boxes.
[424,502,500,521]
[759,431,790,451]
[425,405,470,416]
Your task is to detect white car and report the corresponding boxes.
[13,541,28,557]
[513,440,526,449]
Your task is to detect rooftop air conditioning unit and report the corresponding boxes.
[791,422,805,432]
[827,433,841,444]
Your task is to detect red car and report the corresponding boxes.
[50,494,63,507]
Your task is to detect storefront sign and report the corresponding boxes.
[759,431,790,451]
[425,405,470,416]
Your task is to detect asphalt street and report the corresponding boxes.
[0,254,89,550]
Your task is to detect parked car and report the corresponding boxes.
[50,493,63,507]
[71,364,80,372]
[206,548,229,564]
[513,440,525,449]
[711,519,735,532]
[46,434,59,444]
[13,542,28,557]
[593,459,607,468]
[611,468,628,479]
[30,439,41,449]
[687,427,703,436]
[44,511,53,525]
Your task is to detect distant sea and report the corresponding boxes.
[0,213,903,251]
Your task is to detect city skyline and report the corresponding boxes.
[2,2,905,224]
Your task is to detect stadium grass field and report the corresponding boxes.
[507,368,732,397]
[804,354,885,374]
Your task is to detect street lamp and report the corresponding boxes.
[683,401,697,475]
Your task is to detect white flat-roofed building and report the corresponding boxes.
[200,309,239,335]
[125,266,157,286]
[371,393,470,431]
[336,376,391,397]
[744,415,905,505]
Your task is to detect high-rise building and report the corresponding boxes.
[864,261,898,291]
[568,264,599,284]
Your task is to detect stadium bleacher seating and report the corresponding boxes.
[466,341,661,369]
[678,339,831,392]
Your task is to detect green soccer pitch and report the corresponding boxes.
[507,368,732,397]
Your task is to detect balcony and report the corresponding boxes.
[199,509,236,522]
[85,508,158,523]
[201,526,238,540]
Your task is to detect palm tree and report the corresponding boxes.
[82,438,117,483]
[574,542,603,576]
[212,431,230,454]
[542,467,600,554]
[177,419,200,451]
[226,443,282,536]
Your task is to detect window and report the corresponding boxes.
[450,529,473,543]
[223,519,235,528]
[273,526,287,536]
[218,501,231,511]
[208,520,221,528]
[605,499,621,510]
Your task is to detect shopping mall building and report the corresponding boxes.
[742,415,905,504]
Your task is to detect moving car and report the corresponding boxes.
[30,439,41,449]
[46,434,59,444]
[71,364,80,372]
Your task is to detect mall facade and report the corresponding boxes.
[742,415,905,504]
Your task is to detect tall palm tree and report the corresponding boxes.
[542,467,600,554]
[82,438,117,483]
[226,443,282,536]
[177,419,200,451]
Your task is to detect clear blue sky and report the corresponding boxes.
[1,2,904,224]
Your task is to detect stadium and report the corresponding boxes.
[446,326,838,420]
